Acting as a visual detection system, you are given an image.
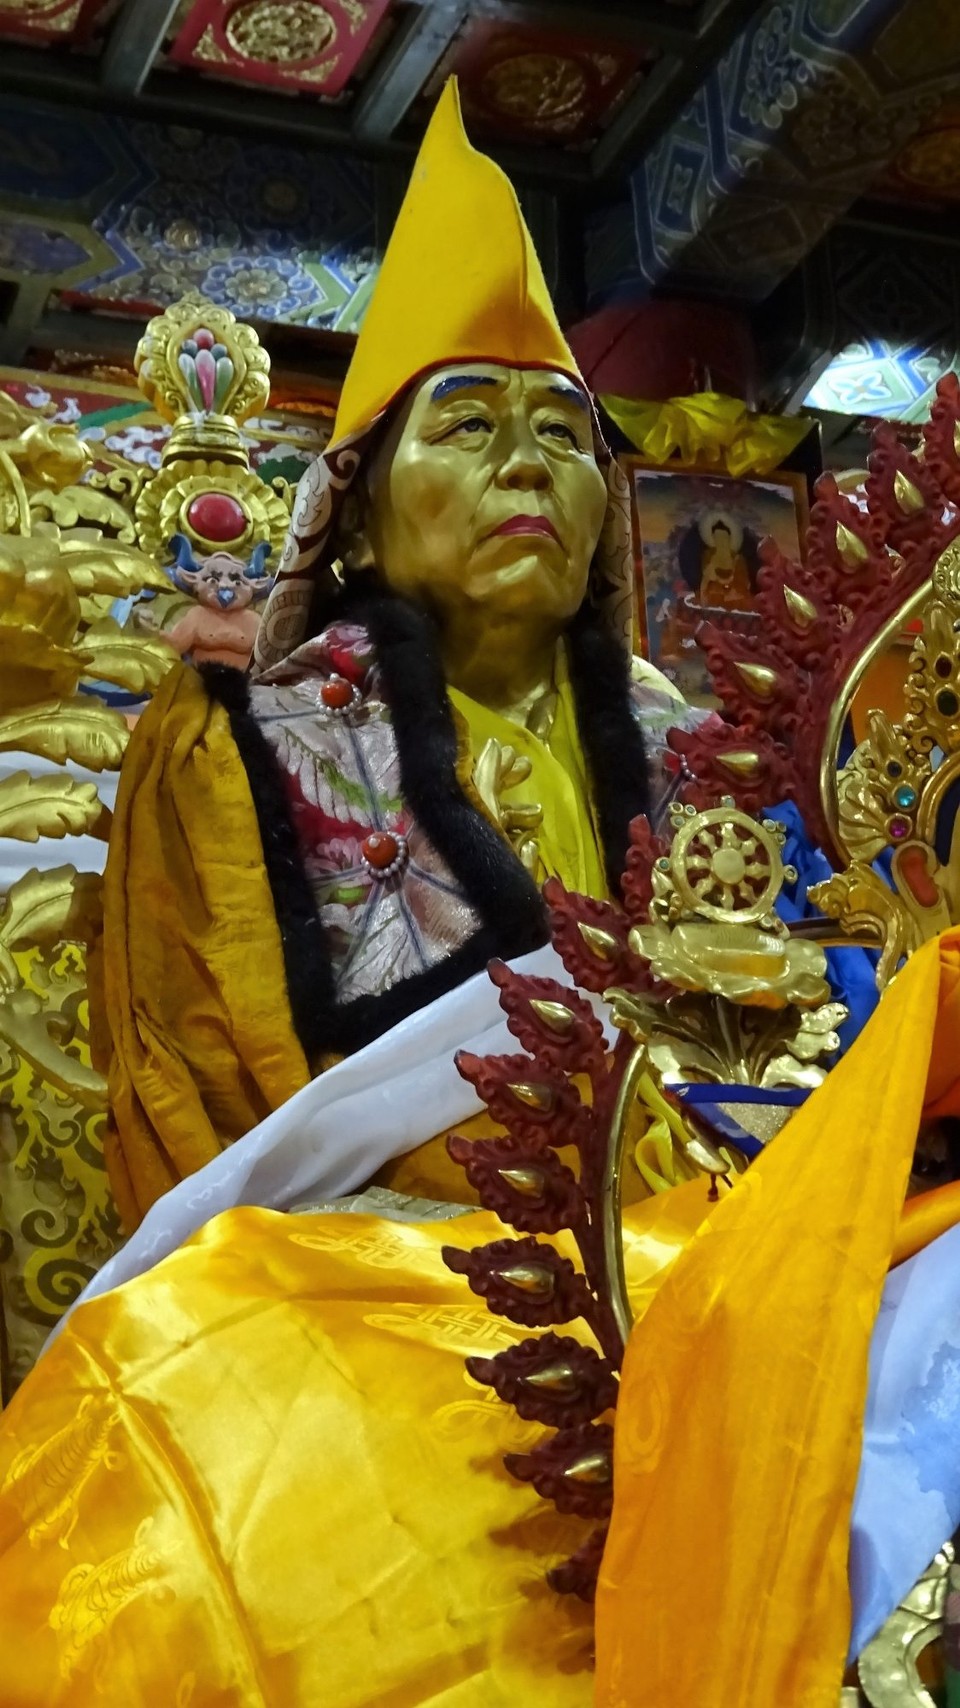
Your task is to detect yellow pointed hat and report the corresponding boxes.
[332,78,582,444]
[254,82,634,676]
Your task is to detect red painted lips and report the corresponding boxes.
[489,515,560,543]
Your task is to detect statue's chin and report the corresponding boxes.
[450,554,585,622]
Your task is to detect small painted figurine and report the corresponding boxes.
[164,533,273,666]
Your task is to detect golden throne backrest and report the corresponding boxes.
[0,293,298,1397]
[668,374,960,988]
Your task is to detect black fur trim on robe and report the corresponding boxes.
[201,583,651,1065]
[564,600,651,895]
[201,593,550,1065]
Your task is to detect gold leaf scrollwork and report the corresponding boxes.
[0,700,130,772]
[76,619,177,696]
[810,867,915,991]
[0,774,103,843]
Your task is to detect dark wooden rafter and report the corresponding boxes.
[591,0,772,179]
[100,0,182,96]
[351,0,472,143]
[0,279,52,365]
[468,0,703,54]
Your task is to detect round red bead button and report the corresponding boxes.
[194,327,215,350]
[320,676,355,710]
[361,831,401,871]
[187,491,247,543]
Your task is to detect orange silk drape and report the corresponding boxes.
[596,929,960,1708]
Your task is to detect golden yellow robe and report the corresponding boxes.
[102,656,613,1227]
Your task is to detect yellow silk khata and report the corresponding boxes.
[4,934,960,1703]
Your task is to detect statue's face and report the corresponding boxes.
[362,363,607,627]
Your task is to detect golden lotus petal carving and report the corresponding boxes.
[507,1081,556,1113]
[524,1361,578,1394]
[733,660,778,698]
[497,1167,545,1196]
[578,922,619,959]
[500,1264,555,1296]
[135,291,270,434]
[529,997,575,1033]
[563,1449,611,1485]
[783,584,817,628]
[836,521,869,566]
[716,749,761,778]
[894,469,925,514]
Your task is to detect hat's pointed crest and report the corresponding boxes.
[332,78,580,444]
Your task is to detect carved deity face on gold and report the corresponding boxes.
[358,363,607,629]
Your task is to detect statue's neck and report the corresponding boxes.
[439,611,560,727]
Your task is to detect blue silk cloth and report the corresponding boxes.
[769,798,880,1052]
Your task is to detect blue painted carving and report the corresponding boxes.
[801,229,960,421]
[0,219,91,276]
[589,0,960,307]
[0,98,377,331]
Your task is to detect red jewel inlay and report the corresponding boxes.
[361,831,401,871]
[186,490,247,543]
[320,676,355,710]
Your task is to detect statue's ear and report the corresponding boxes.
[167,532,201,590]
[337,486,376,573]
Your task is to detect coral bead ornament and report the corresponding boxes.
[318,674,360,715]
[360,831,408,879]
[186,491,247,544]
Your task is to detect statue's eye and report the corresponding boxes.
[447,415,491,437]
[541,420,580,446]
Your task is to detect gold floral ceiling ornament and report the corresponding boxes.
[482,53,587,130]
[605,801,846,1089]
[0,0,85,27]
[225,0,336,62]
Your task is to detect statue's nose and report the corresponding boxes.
[217,588,236,607]
[495,423,552,491]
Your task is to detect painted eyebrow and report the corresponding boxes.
[548,382,590,412]
[430,373,501,402]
